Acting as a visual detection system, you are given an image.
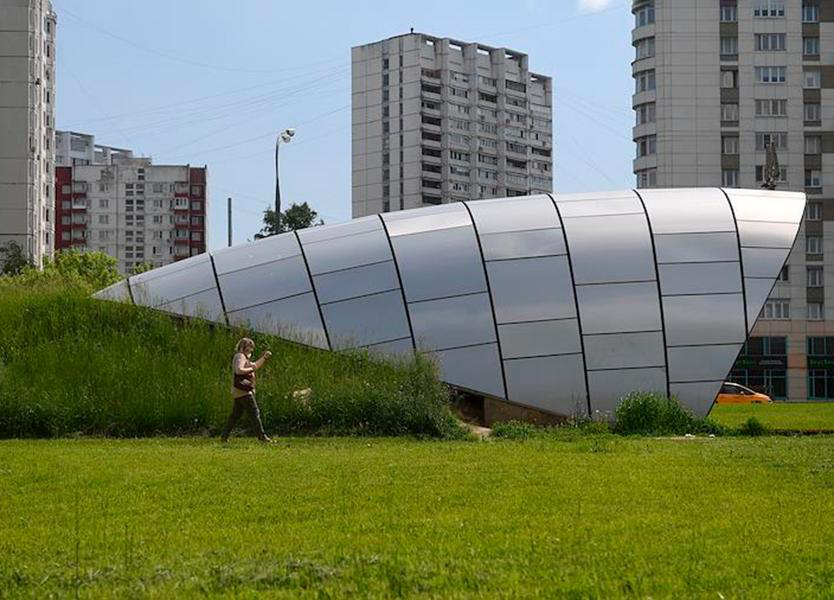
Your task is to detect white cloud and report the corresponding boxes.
[578,0,617,13]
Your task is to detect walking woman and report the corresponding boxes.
[221,337,273,443]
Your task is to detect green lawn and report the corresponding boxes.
[2,437,834,598]
[709,402,834,431]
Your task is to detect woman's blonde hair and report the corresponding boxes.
[236,338,254,354]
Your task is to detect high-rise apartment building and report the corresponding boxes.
[351,32,553,218]
[54,134,207,274]
[56,130,133,168]
[632,0,834,402]
[0,0,56,267]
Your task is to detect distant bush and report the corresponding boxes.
[738,416,768,437]
[613,391,725,436]
[491,420,538,440]
[0,248,121,291]
[0,281,462,439]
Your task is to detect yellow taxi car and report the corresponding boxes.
[715,382,773,404]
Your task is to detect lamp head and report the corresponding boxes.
[280,128,295,143]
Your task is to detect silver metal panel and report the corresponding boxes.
[744,278,777,330]
[301,228,392,275]
[486,256,576,323]
[130,256,215,307]
[392,226,486,302]
[663,294,746,346]
[741,247,791,279]
[671,381,722,418]
[667,344,743,383]
[640,188,735,233]
[658,262,742,296]
[409,293,495,351]
[227,292,327,349]
[466,195,558,233]
[584,331,665,370]
[498,319,582,359]
[218,255,311,312]
[363,337,414,358]
[588,367,667,415]
[158,287,225,322]
[313,261,400,304]
[322,290,410,350]
[504,354,587,416]
[430,343,504,397]
[93,279,131,303]
[383,202,471,237]
[563,214,656,284]
[480,229,566,261]
[556,194,643,218]
[654,233,739,264]
[577,282,662,334]
[211,232,299,275]
[295,215,380,244]
[724,188,806,224]
[737,220,801,249]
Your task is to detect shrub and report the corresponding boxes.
[491,420,538,440]
[613,391,725,436]
[738,416,768,437]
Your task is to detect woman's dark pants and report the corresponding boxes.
[221,393,268,441]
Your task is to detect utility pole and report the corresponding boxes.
[227,197,232,247]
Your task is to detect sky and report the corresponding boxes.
[53,0,634,249]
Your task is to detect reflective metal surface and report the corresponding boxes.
[94,188,805,419]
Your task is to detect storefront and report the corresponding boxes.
[807,337,834,400]
[728,336,788,400]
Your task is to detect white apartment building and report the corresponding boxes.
[352,32,553,217]
[0,0,56,267]
[632,0,834,401]
[56,143,208,275]
[56,130,133,167]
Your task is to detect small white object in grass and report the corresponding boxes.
[685,433,694,438]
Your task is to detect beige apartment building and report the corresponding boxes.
[632,0,834,401]
[351,32,553,218]
[0,0,56,267]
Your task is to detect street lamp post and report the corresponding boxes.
[274,128,295,234]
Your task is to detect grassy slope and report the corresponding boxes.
[710,403,834,431]
[0,284,457,438]
[1,437,833,598]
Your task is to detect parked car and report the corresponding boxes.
[715,382,772,404]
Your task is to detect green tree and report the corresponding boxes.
[44,249,122,289]
[255,202,324,239]
[0,241,32,276]
[131,262,155,276]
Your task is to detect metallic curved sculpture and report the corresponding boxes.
[95,189,804,417]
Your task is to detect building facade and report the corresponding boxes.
[632,0,834,401]
[55,147,207,274]
[351,32,553,218]
[0,0,56,268]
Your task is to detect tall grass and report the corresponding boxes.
[0,280,461,438]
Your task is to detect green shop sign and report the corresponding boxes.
[733,355,787,369]
[807,357,834,369]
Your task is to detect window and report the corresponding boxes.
[756,165,789,183]
[635,102,656,125]
[755,33,786,51]
[450,103,469,115]
[448,133,469,146]
[807,202,823,221]
[720,37,738,55]
[763,300,790,319]
[636,135,656,157]
[98,199,109,209]
[98,215,109,225]
[806,169,822,187]
[478,153,498,165]
[634,69,656,93]
[808,303,824,320]
[755,66,786,83]
[449,150,469,161]
[805,103,821,122]
[808,266,824,287]
[755,99,787,117]
[778,265,789,282]
[804,69,821,89]
[479,91,497,103]
[634,3,655,27]
[635,37,655,60]
[479,138,498,150]
[722,136,739,154]
[806,136,822,154]
[449,165,470,177]
[755,132,788,151]
[449,119,469,131]
[479,75,496,87]
[720,4,737,21]
[479,122,497,134]
[807,236,824,254]
[803,1,820,22]
[722,169,739,187]
[721,70,738,89]
[754,1,785,17]
[721,103,739,121]
[804,37,820,56]
[450,71,469,84]
[449,87,469,99]
[478,168,498,181]
[636,168,657,188]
